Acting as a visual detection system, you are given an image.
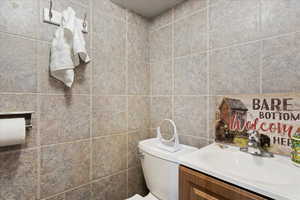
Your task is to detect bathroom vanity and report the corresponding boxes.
[178,143,300,200]
[179,166,267,200]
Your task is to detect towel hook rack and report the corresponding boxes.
[43,4,89,33]
[49,0,53,19]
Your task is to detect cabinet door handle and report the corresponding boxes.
[193,188,219,200]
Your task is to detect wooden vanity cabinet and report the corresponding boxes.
[179,166,270,200]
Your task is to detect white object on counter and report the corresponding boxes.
[0,118,26,147]
[156,119,181,152]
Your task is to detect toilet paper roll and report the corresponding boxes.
[0,118,26,147]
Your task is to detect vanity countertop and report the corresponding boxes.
[178,143,300,200]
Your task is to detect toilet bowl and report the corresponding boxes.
[127,138,197,200]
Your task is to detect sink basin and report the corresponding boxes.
[178,143,300,200]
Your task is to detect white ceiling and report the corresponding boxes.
[111,0,186,18]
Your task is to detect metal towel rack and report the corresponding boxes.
[43,0,89,33]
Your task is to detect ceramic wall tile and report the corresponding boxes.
[208,96,217,141]
[174,10,207,57]
[128,96,150,131]
[0,0,152,198]
[4,0,300,198]
[0,0,38,38]
[0,33,37,93]
[127,166,148,198]
[40,141,90,198]
[92,135,127,179]
[92,96,128,137]
[174,0,207,20]
[93,11,126,58]
[209,42,260,95]
[150,61,172,95]
[93,51,126,95]
[40,95,90,145]
[128,60,150,95]
[209,0,260,49]
[174,53,207,95]
[149,25,172,62]
[128,17,149,62]
[43,194,65,200]
[261,0,300,38]
[150,97,172,129]
[174,96,207,137]
[179,135,208,148]
[127,11,149,27]
[149,9,172,31]
[262,33,300,93]
[65,184,91,200]
[128,130,152,168]
[91,171,127,200]
[0,150,38,200]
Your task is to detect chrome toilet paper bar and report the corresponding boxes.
[0,111,34,129]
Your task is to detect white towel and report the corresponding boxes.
[50,7,90,87]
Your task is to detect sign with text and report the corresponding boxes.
[214,94,300,156]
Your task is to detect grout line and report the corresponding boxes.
[206,0,211,141]
[0,135,125,157]
[260,40,263,94]
[149,17,153,129]
[89,0,94,183]
[258,1,263,95]
[208,30,300,52]
[3,92,294,98]
[150,30,300,62]
[36,92,41,199]
[171,8,175,121]
[35,4,42,197]
[149,0,224,34]
[125,9,130,198]
[149,7,209,33]
[41,169,128,200]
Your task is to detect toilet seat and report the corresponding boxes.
[127,193,158,200]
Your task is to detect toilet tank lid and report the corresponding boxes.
[138,138,198,163]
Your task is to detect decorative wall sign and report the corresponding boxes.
[214,94,300,156]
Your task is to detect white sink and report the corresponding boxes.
[178,143,300,200]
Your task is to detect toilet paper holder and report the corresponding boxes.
[0,111,34,129]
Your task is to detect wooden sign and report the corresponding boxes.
[214,94,300,156]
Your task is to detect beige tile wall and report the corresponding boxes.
[149,0,300,148]
[2,0,300,199]
[0,0,150,199]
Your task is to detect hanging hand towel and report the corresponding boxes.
[50,7,90,87]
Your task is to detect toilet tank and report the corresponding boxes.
[138,138,197,200]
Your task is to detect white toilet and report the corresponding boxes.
[127,137,197,200]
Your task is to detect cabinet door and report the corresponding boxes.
[179,166,268,200]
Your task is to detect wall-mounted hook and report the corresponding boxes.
[83,13,87,29]
[49,0,53,20]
